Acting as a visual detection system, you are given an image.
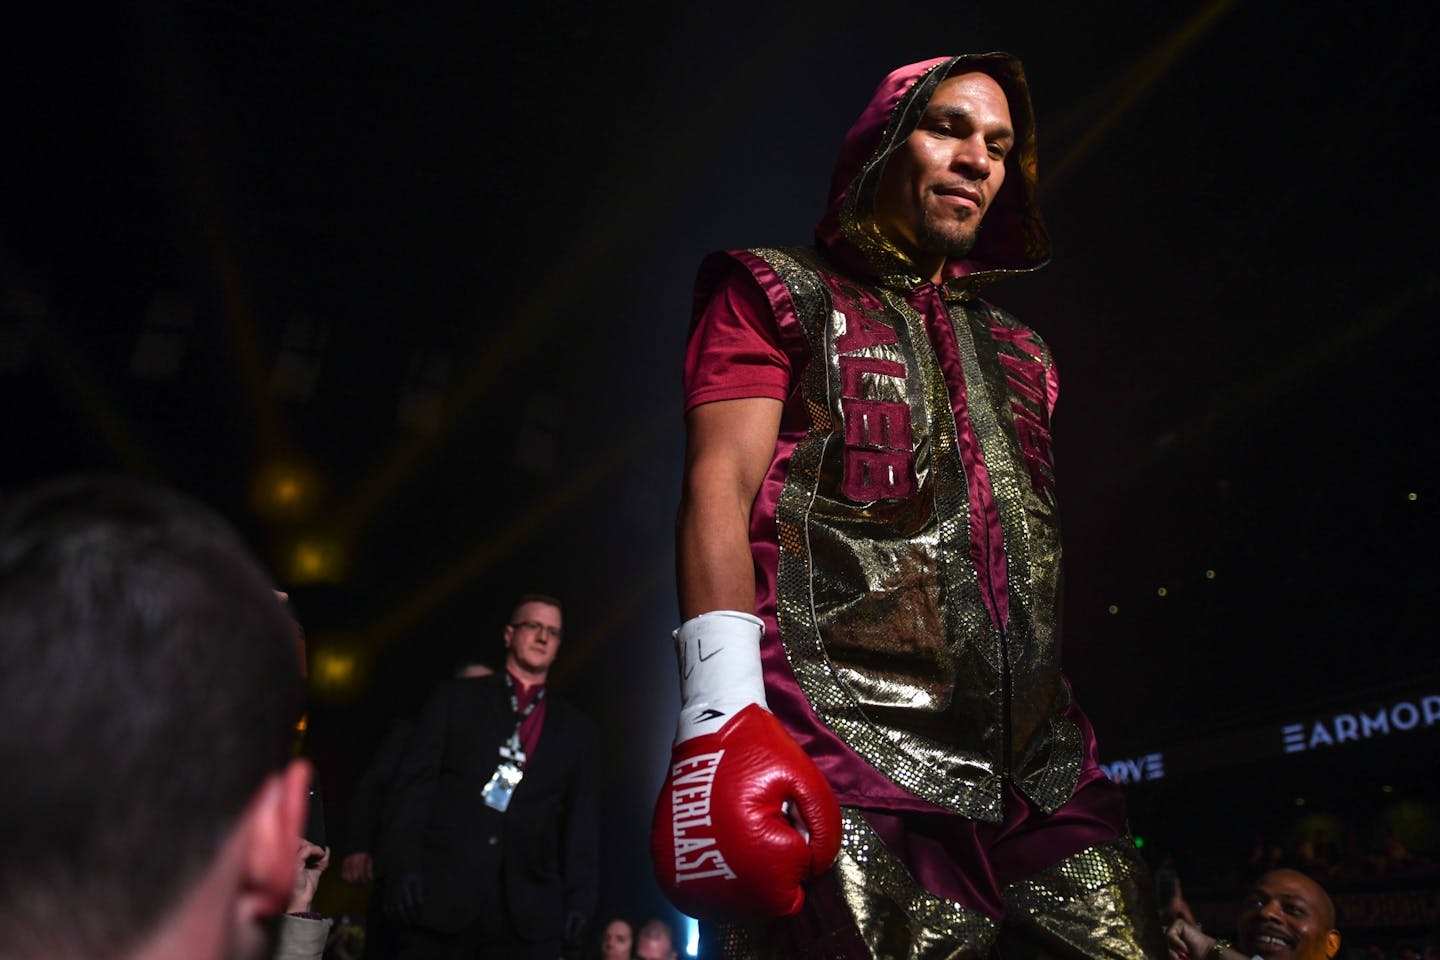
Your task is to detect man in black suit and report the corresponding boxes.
[340,661,493,960]
[383,594,599,960]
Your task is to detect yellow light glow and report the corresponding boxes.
[274,476,301,504]
[297,546,322,575]
[251,462,321,520]
[315,650,356,690]
[300,632,370,703]
[288,535,346,584]
[1156,587,1168,597]
[1108,604,1119,615]
[1205,569,1216,580]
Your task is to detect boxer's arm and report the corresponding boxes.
[658,394,839,922]
[676,396,783,620]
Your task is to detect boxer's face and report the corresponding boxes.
[871,70,1013,281]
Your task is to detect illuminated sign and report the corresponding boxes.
[1100,752,1165,784]
[1281,694,1440,754]
[1101,687,1440,784]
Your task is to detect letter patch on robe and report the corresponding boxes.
[991,323,1056,498]
[831,285,916,501]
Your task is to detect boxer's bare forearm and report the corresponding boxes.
[676,397,782,620]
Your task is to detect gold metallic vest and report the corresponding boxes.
[757,246,1081,823]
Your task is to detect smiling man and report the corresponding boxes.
[652,53,1166,960]
[1166,869,1341,960]
[383,594,598,959]
[1238,869,1341,960]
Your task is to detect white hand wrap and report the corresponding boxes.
[673,610,769,743]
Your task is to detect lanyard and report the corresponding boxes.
[500,672,545,769]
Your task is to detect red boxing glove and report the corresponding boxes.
[652,705,841,920]
[651,612,840,921]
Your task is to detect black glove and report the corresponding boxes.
[562,910,586,949]
[384,870,424,924]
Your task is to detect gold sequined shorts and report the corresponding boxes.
[712,777,1166,960]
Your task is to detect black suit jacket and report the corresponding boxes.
[382,674,599,939]
[343,715,414,858]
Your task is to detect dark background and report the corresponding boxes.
[3,0,1437,947]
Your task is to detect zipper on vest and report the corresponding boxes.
[980,573,1013,785]
[998,622,1013,783]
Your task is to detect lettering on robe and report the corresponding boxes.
[833,291,916,501]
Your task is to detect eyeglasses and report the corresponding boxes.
[510,620,562,640]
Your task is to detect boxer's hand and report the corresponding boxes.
[650,612,840,920]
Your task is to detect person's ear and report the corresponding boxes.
[236,758,312,919]
[1324,930,1341,960]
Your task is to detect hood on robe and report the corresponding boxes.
[815,53,1051,294]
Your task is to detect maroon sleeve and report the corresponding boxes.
[683,257,792,413]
